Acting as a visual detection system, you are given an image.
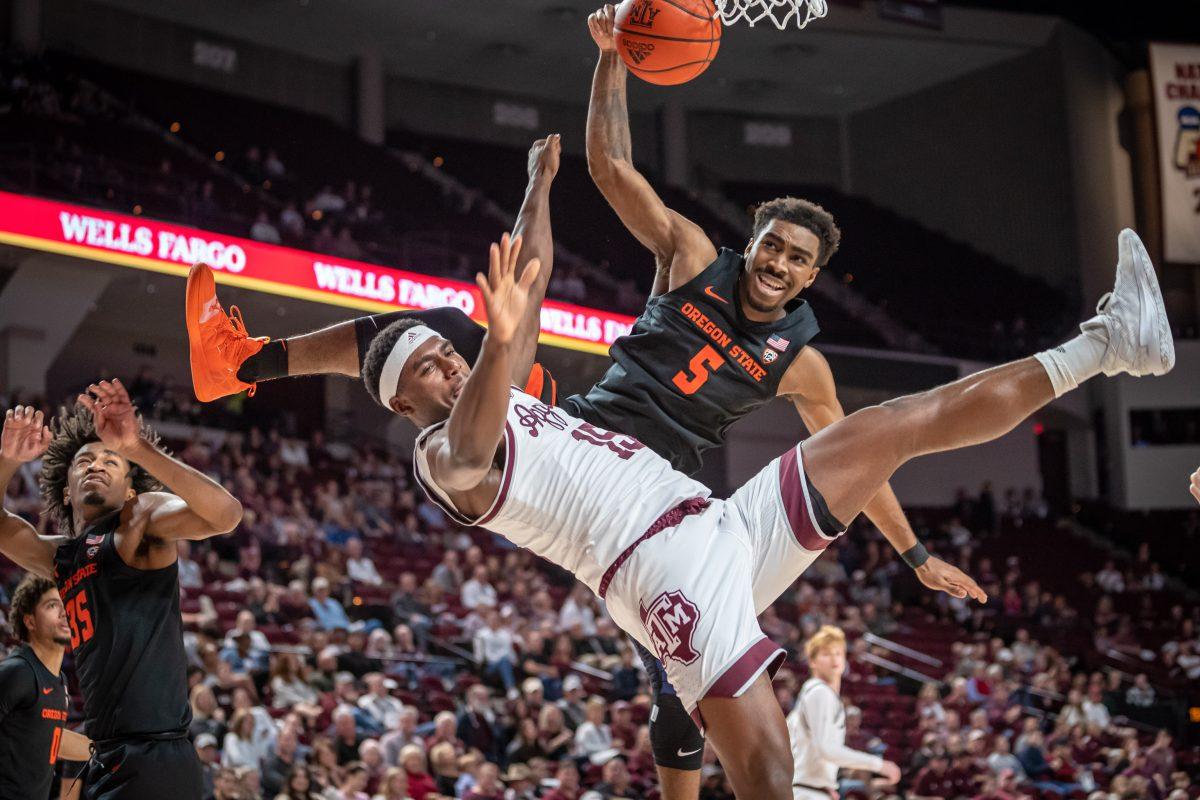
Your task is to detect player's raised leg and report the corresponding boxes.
[185,135,561,402]
[803,229,1173,530]
[696,673,793,799]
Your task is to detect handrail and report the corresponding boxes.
[858,652,939,685]
[863,632,943,668]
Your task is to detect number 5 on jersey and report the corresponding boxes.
[673,345,725,396]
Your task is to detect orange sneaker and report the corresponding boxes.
[185,263,269,402]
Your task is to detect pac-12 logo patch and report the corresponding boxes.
[640,590,701,665]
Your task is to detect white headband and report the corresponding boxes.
[377,325,439,405]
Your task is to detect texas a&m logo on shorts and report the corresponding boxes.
[640,590,701,665]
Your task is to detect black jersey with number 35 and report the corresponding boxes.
[53,511,192,741]
[0,645,69,800]
[566,248,820,475]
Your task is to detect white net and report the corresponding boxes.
[715,0,828,29]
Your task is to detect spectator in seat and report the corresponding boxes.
[1084,683,1113,728]
[398,744,435,800]
[1126,674,1155,708]
[372,766,409,800]
[223,708,265,771]
[474,608,519,694]
[542,761,581,800]
[189,683,227,742]
[573,696,613,760]
[333,227,364,260]
[280,201,305,239]
[431,550,463,595]
[251,210,282,244]
[985,734,1025,781]
[359,672,405,731]
[1096,560,1125,594]
[177,539,203,588]
[537,705,573,762]
[463,762,503,800]
[429,741,460,797]
[346,537,383,586]
[424,710,463,756]
[336,761,371,800]
[462,564,498,610]
[195,733,221,798]
[269,652,323,722]
[381,706,422,768]
[333,707,367,765]
[457,684,500,762]
[557,673,588,730]
[911,753,956,799]
[310,576,352,631]
[592,757,640,799]
[262,724,309,798]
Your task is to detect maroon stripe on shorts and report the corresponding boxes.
[779,446,832,552]
[689,637,787,730]
[597,497,711,599]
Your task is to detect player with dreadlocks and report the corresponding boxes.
[0,385,244,800]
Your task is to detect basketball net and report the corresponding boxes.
[715,0,828,29]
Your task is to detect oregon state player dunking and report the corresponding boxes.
[367,224,1172,799]
[0,572,92,800]
[182,139,978,798]
[0,391,243,800]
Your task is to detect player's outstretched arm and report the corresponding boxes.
[77,380,243,546]
[432,234,542,492]
[507,135,560,385]
[586,5,715,285]
[782,348,986,603]
[0,407,56,579]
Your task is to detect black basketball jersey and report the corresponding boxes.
[0,645,69,800]
[566,248,820,475]
[53,511,192,741]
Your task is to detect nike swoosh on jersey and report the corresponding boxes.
[703,285,729,305]
[677,746,703,757]
[42,687,54,694]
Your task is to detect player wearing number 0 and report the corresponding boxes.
[376,221,1172,800]
[0,573,92,800]
[584,6,982,795]
[788,626,900,799]
[0,394,243,800]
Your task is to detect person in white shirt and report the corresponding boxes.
[574,696,614,758]
[787,625,900,799]
[473,608,518,693]
[558,582,597,636]
[1081,685,1111,728]
[461,564,498,610]
[346,537,383,586]
[358,672,406,731]
[224,609,271,654]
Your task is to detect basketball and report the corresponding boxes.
[614,0,722,86]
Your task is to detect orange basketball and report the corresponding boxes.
[614,0,722,86]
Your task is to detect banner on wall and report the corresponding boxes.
[1150,43,1200,264]
[0,191,635,355]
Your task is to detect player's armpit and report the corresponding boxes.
[781,347,845,434]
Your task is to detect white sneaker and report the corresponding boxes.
[1081,229,1175,377]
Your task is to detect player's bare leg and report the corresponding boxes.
[803,229,1173,529]
[696,673,792,799]
[657,768,701,800]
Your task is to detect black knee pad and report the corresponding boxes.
[650,693,705,771]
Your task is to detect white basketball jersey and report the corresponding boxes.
[413,389,711,593]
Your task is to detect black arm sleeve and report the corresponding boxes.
[0,657,35,722]
[354,308,487,369]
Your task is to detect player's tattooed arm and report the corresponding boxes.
[586,5,715,284]
[76,380,242,558]
[433,234,541,494]
[782,348,987,604]
[0,407,56,579]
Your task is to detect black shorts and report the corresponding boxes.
[84,737,202,800]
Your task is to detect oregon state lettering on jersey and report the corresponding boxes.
[566,248,819,475]
[53,512,192,740]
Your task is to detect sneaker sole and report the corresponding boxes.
[185,263,224,402]
[1123,229,1175,376]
